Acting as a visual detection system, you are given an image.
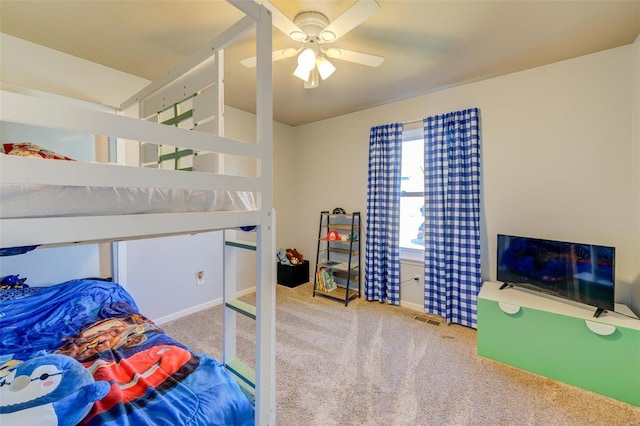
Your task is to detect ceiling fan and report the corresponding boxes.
[241,0,384,89]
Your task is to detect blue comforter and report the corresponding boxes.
[0,279,255,425]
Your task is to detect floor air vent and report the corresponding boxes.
[413,314,440,326]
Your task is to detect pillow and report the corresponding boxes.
[2,142,75,161]
[0,354,109,425]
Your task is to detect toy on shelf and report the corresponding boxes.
[326,231,340,241]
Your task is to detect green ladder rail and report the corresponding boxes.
[225,240,257,251]
[225,358,256,404]
[225,299,256,320]
[223,234,258,405]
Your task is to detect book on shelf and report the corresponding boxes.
[331,262,350,271]
[322,261,349,271]
[315,266,337,292]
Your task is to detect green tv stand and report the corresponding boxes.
[477,281,640,406]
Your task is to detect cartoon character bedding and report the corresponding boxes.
[0,279,255,425]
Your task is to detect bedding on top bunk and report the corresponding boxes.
[0,279,255,425]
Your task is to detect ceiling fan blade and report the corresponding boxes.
[325,48,384,67]
[254,0,305,40]
[319,0,380,43]
[240,48,299,68]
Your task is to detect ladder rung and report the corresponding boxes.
[226,358,256,389]
[234,376,256,405]
[225,299,256,320]
[225,240,257,251]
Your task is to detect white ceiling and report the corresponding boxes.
[1,0,639,126]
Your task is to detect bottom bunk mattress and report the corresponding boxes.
[0,279,254,426]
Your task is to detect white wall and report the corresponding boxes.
[291,45,639,314]
[631,34,640,312]
[0,122,96,161]
[122,233,224,322]
[0,33,148,108]
[224,107,296,254]
[0,245,101,286]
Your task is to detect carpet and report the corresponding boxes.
[161,283,640,425]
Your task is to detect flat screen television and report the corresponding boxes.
[496,234,615,317]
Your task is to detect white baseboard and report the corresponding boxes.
[153,286,256,325]
[400,299,424,312]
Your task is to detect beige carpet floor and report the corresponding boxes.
[161,283,640,426]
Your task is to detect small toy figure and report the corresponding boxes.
[277,248,291,265]
[326,231,340,241]
[286,248,304,265]
[0,275,29,290]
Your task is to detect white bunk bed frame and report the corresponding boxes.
[0,1,275,424]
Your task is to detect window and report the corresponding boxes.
[400,127,424,259]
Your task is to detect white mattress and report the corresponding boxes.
[0,184,256,218]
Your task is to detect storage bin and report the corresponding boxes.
[277,260,309,287]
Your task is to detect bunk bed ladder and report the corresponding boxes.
[223,229,258,403]
[120,2,275,423]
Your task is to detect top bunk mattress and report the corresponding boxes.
[0,151,257,219]
[0,183,256,219]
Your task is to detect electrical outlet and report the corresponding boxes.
[195,271,205,286]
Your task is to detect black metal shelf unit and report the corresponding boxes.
[313,211,361,306]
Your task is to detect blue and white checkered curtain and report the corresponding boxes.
[365,123,403,304]
[423,108,481,328]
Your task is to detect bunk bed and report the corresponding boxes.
[0,1,275,425]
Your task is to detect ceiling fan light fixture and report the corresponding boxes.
[293,64,311,81]
[297,47,316,70]
[303,68,320,89]
[316,56,336,80]
[246,1,383,89]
